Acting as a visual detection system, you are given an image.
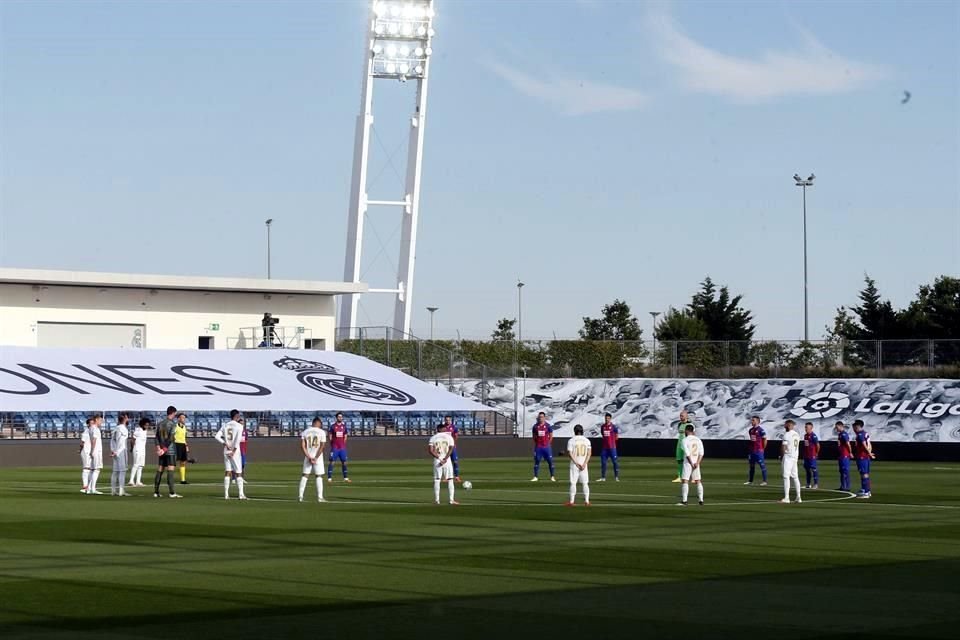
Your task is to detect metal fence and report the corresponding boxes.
[336,330,960,380]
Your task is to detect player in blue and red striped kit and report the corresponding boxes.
[852,419,875,499]
[835,421,852,492]
[744,416,768,486]
[530,412,556,482]
[327,413,351,483]
[802,422,820,489]
[598,413,619,482]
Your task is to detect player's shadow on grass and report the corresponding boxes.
[2,557,958,640]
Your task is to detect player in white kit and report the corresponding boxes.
[565,425,592,506]
[214,410,247,500]
[79,417,93,493]
[780,419,802,504]
[86,415,105,495]
[110,413,130,496]
[678,424,705,506]
[299,417,327,503]
[428,426,458,505]
[129,417,149,486]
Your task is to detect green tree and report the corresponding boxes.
[654,307,709,341]
[688,277,756,341]
[579,299,643,341]
[903,276,960,338]
[850,276,903,340]
[491,317,516,342]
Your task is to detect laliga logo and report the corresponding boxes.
[790,391,851,420]
[274,357,416,406]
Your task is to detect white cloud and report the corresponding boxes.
[647,10,886,101]
[485,60,648,116]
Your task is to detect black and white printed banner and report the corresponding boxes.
[0,347,487,412]
[452,378,960,442]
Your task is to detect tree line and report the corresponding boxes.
[483,274,959,375]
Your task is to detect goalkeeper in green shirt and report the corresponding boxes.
[673,409,694,482]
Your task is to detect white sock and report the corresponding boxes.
[89,469,100,492]
[315,477,323,500]
[583,481,590,503]
[433,479,441,502]
[224,476,231,497]
[298,477,307,499]
[569,483,576,503]
[793,477,802,500]
[237,477,245,498]
[697,483,704,501]
[134,467,142,484]
[783,477,791,500]
[447,479,455,503]
[111,468,119,493]
[82,468,90,489]
[681,483,689,502]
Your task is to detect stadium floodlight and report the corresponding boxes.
[793,172,816,341]
[340,0,437,339]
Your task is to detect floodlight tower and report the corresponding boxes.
[339,0,437,339]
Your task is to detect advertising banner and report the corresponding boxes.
[0,347,487,413]
[452,378,960,442]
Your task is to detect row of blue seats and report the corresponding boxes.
[3,412,488,436]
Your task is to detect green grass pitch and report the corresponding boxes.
[1,457,958,639]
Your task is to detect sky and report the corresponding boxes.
[1,0,958,341]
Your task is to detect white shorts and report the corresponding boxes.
[91,454,104,470]
[81,452,92,468]
[132,449,145,468]
[681,461,702,482]
[113,452,128,471]
[433,459,454,481]
[223,451,243,473]
[569,464,589,485]
[782,457,799,479]
[302,457,324,475]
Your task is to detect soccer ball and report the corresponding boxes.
[462,480,473,490]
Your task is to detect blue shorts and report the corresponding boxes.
[601,448,617,460]
[534,446,553,462]
[748,453,765,464]
[330,449,348,463]
[241,454,247,468]
[856,459,870,475]
[803,458,818,469]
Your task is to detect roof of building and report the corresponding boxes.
[0,268,367,296]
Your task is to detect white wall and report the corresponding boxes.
[0,284,337,350]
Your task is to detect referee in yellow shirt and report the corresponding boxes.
[174,412,191,484]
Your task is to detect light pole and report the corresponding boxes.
[339,0,438,339]
[265,218,273,279]
[793,173,815,341]
[516,281,525,344]
[649,311,661,365]
[426,306,438,341]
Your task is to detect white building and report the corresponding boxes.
[0,269,366,351]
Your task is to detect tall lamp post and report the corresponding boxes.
[793,173,815,341]
[649,311,661,365]
[265,218,274,279]
[516,281,525,344]
[426,306,438,341]
[338,0,438,339]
